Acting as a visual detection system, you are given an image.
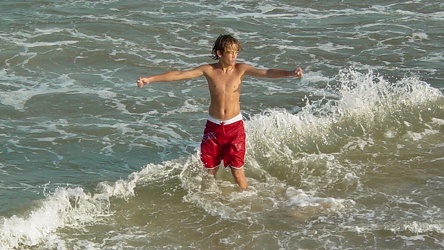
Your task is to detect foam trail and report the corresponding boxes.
[247,68,443,150]
[0,160,179,249]
[0,187,109,248]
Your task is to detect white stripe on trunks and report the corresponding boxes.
[207,113,243,125]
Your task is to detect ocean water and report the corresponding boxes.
[1,0,443,249]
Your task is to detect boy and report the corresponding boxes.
[137,34,302,190]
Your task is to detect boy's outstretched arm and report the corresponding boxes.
[137,66,205,88]
[243,64,303,78]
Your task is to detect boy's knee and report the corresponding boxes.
[231,167,248,190]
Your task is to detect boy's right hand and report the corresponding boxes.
[137,77,149,88]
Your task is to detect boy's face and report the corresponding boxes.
[218,44,240,66]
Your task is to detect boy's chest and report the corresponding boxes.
[209,76,242,94]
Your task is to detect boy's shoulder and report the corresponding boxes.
[235,62,249,67]
[235,62,254,71]
[198,63,217,69]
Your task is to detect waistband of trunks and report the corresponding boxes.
[207,113,243,125]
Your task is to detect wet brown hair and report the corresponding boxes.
[211,34,242,60]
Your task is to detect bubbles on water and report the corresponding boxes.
[0,187,111,249]
[177,148,353,223]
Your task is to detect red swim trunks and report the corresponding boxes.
[200,114,246,169]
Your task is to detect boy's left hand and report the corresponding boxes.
[295,67,303,77]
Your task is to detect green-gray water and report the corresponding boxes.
[1,1,443,249]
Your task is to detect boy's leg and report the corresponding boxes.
[231,167,248,190]
[201,166,219,192]
[208,166,219,177]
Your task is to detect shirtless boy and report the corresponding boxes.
[137,34,303,190]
